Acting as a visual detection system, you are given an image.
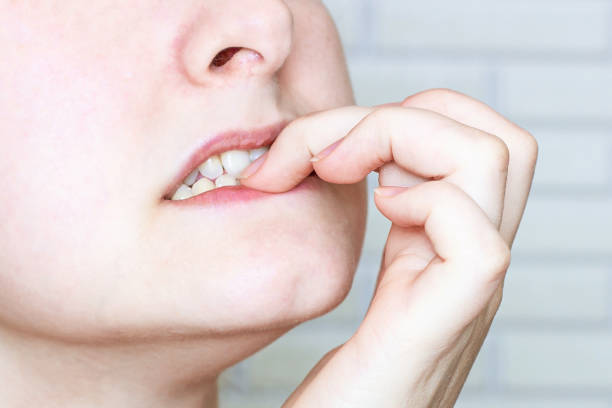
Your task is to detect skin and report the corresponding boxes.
[0,0,537,407]
[241,94,538,406]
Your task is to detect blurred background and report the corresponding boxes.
[220,0,612,406]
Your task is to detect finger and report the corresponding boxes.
[284,181,511,408]
[370,180,511,337]
[378,162,426,188]
[241,106,509,227]
[375,181,508,276]
[377,224,434,285]
[239,106,371,189]
[401,89,538,245]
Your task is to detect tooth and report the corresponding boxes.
[191,178,215,195]
[215,174,239,188]
[183,168,199,186]
[171,184,193,200]
[249,147,268,161]
[220,150,251,177]
[198,155,224,180]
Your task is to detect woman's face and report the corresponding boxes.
[0,0,366,341]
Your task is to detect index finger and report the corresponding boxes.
[239,106,372,190]
[239,105,508,227]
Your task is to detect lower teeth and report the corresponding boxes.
[191,178,215,195]
[171,173,240,201]
[215,174,239,188]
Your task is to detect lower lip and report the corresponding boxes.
[163,175,322,208]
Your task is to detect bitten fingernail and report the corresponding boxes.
[374,186,405,197]
[310,139,343,163]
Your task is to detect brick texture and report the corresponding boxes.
[372,1,609,54]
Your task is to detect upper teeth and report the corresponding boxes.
[170,146,269,201]
[199,155,224,180]
[220,150,251,177]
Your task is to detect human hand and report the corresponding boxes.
[239,89,538,407]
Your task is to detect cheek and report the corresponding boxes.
[0,10,155,337]
[0,140,141,339]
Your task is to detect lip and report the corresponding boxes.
[164,174,321,208]
[163,121,288,200]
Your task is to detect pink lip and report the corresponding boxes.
[163,121,288,200]
[166,175,321,208]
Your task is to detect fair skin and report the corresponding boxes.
[0,1,537,408]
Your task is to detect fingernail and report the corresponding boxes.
[310,139,343,163]
[374,186,405,197]
[238,152,267,180]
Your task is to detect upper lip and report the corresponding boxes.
[163,121,288,199]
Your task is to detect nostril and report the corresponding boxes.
[211,47,242,68]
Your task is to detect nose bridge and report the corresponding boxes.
[179,0,293,86]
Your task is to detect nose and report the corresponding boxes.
[178,0,293,86]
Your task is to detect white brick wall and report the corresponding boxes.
[513,197,612,254]
[499,64,612,121]
[372,1,610,54]
[349,59,492,107]
[499,332,612,387]
[497,263,609,322]
[531,129,611,189]
[456,399,610,408]
[220,0,612,406]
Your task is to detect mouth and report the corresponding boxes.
[164,121,315,202]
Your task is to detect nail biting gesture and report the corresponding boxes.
[240,89,538,407]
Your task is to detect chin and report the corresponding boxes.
[161,182,368,337]
[244,240,362,332]
[217,184,368,333]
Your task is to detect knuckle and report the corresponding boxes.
[518,129,539,167]
[363,108,393,141]
[364,107,398,163]
[367,106,400,125]
[365,107,387,128]
[461,234,511,283]
[476,134,510,172]
[482,239,512,280]
[405,88,465,106]
[425,87,464,99]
